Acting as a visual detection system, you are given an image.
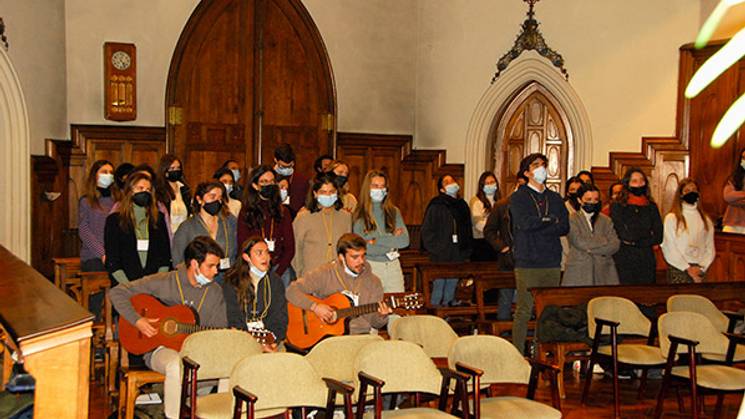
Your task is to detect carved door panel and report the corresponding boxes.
[495,83,570,194]
[166,0,334,187]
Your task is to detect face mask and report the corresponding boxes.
[533,166,548,184]
[682,191,699,205]
[195,269,211,286]
[249,263,267,278]
[565,192,577,201]
[483,184,498,196]
[444,183,460,198]
[275,166,294,177]
[260,184,279,199]
[97,173,114,189]
[370,188,387,203]
[223,183,234,195]
[342,258,360,278]
[582,203,601,214]
[317,194,338,208]
[202,200,222,216]
[628,185,647,196]
[132,191,151,207]
[231,169,241,182]
[280,188,289,203]
[166,170,182,182]
[335,175,348,188]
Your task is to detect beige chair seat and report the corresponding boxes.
[196,393,287,419]
[671,365,745,391]
[701,345,745,363]
[597,344,666,365]
[364,407,457,419]
[478,396,562,419]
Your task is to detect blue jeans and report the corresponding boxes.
[273,265,296,289]
[431,278,458,307]
[497,288,516,321]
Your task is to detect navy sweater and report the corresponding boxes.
[509,185,569,269]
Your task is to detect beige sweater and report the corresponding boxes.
[292,208,351,276]
[285,260,387,334]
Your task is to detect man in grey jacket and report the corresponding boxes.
[111,236,228,419]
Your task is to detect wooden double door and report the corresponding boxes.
[166,0,336,185]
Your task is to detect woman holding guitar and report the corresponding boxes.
[223,235,288,352]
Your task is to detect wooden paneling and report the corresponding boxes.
[336,133,463,225]
[166,0,335,185]
[714,232,745,281]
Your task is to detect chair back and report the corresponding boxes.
[587,296,651,337]
[658,312,729,356]
[230,352,327,410]
[667,294,729,333]
[354,340,441,395]
[388,315,458,358]
[448,335,530,385]
[305,334,382,383]
[180,330,263,380]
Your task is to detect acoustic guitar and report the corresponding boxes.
[286,292,423,349]
[119,294,275,354]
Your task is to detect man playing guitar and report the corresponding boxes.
[110,236,227,419]
[285,233,392,335]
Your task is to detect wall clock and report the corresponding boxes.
[104,42,136,121]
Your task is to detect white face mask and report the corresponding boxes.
[231,169,241,182]
[342,257,360,277]
[532,166,548,184]
[249,263,267,278]
[370,188,387,203]
[97,173,114,189]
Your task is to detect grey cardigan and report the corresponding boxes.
[171,213,238,266]
[562,211,620,286]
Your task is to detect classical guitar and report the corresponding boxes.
[119,294,275,354]
[286,292,423,349]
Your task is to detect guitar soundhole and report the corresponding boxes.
[161,319,178,336]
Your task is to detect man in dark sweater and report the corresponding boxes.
[510,154,569,354]
[110,236,227,419]
[273,143,309,216]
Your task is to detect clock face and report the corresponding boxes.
[111,51,131,71]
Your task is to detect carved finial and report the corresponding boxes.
[491,0,568,83]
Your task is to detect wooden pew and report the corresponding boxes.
[531,282,745,399]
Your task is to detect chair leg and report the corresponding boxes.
[637,368,648,400]
[713,393,725,419]
[690,380,699,419]
[676,386,685,413]
[118,374,128,419]
[556,347,566,399]
[126,376,139,419]
[653,369,673,419]
[580,356,595,405]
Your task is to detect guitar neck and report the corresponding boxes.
[335,302,383,319]
[177,323,215,334]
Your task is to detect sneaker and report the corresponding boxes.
[592,364,605,374]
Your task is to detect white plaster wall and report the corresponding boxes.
[0,0,67,155]
[415,0,701,165]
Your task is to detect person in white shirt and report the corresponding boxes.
[469,171,500,261]
[562,183,620,286]
[661,178,715,283]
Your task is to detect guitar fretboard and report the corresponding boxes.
[335,302,383,319]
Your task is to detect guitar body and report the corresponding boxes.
[118,294,197,354]
[286,293,351,350]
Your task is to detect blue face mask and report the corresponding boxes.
[223,183,233,195]
[317,194,338,208]
[483,184,497,196]
[195,270,211,286]
[249,264,267,278]
[231,169,241,182]
[97,173,114,189]
[280,188,289,202]
[445,183,460,198]
[370,188,387,203]
[275,165,294,177]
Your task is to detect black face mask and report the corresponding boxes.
[628,185,648,196]
[682,191,700,205]
[202,200,222,216]
[259,184,279,199]
[582,203,602,214]
[334,175,348,188]
[565,192,577,201]
[98,187,112,197]
[166,170,183,182]
[132,191,151,207]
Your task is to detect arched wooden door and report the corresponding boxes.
[165,0,336,184]
[493,82,572,194]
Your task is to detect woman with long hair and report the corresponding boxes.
[661,178,715,283]
[469,171,500,261]
[104,172,171,285]
[352,170,409,292]
[213,167,242,217]
[292,172,352,276]
[610,167,663,285]
[79,159,116,272]
[155,154,191,233]
[171,182,237,278]
[723,147,745,234]
[326,160,357,213]
[223,236,287,351]
[237,165,295,286]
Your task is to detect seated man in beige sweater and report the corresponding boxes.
[286,233,392,334]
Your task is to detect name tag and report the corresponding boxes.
[386,250,400,261]
[220,258,231,270]
[265,239,276,252]
[246,320,265,331]
[452,234,459,244]
[137,239,149,252]
[341,290,360,307]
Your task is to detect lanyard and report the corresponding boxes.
[174,271,209,313]
[198,214,230,256]
[321,211,334,262]
[528,192,549,218]
[245,275,272,322]
[260,219,275,241]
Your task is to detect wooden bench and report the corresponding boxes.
[531,282,745,399]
